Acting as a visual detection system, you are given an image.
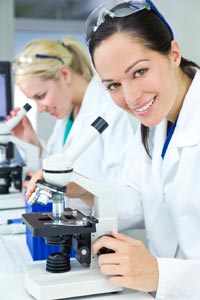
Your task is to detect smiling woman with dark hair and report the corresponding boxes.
[86,0,200,299]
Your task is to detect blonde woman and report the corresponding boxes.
[11,36,136,213]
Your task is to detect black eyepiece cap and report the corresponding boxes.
[91,116,109,134]
[23,103,32,112]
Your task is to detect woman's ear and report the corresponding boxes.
[170,40,181,66]
[59,66,72,84]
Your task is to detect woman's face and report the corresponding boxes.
[93,33,180,126]
[18,69,73,119]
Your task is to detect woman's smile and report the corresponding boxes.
[133,97,156,116]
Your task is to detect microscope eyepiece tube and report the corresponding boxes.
[6,102,32,131]
[62,116,109,164]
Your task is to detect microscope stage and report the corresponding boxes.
[25,259,123,300]
[22,208,98,237]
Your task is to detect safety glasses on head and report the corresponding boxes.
[12,54,64,74]
[85,0,174,42]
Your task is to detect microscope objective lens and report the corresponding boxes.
[37,189,52,206]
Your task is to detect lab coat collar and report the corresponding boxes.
[65,76,108,145]
[76,76,105,117]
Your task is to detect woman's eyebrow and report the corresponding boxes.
[125,59,150,74]
[101,59,150,83]
[102,79,113,83]
[32,91,45,98]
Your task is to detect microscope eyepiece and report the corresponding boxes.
[91,117,108,134]
[5,102,32,131]
[23,103,32,112]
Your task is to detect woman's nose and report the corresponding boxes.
[123,83,142,107]
[36,103,47,113]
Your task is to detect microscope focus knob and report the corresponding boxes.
[97,247,115,256]
[97,235,115,256]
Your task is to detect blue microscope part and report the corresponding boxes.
[7,218,22,224]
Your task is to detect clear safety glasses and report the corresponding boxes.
[12,54,64,73]
[85,0,174,42]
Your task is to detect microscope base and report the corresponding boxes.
[25,259,123,300]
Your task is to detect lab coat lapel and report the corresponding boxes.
[150,121,179,257]
[162,70,200,181]
[151,120,167,188]
[162,137,180,182]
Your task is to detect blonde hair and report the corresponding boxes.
[13,36,93,84]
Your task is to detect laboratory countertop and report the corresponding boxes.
[0,198,153,300]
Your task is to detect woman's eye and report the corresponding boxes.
[106,83,120,91]
[35,93,45,100]
[134,68,148,78]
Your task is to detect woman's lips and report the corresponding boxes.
[134,98,155,113]
[49,107,56,116]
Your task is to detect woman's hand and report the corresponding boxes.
[7,107,43,156]
[22,171,35,190]
[25,169,44,199]
[66,182,94,208]
[93,231,159,293]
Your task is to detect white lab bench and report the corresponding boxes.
[0,196,153,300]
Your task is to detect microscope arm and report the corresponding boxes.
[70,171,117,221]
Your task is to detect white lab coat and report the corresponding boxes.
[46,76,136,214]
[118,70,200,299]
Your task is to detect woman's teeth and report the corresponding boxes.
[135,98,154,113]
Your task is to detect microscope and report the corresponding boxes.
[0,103,39,205]
[22,117,123,300]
